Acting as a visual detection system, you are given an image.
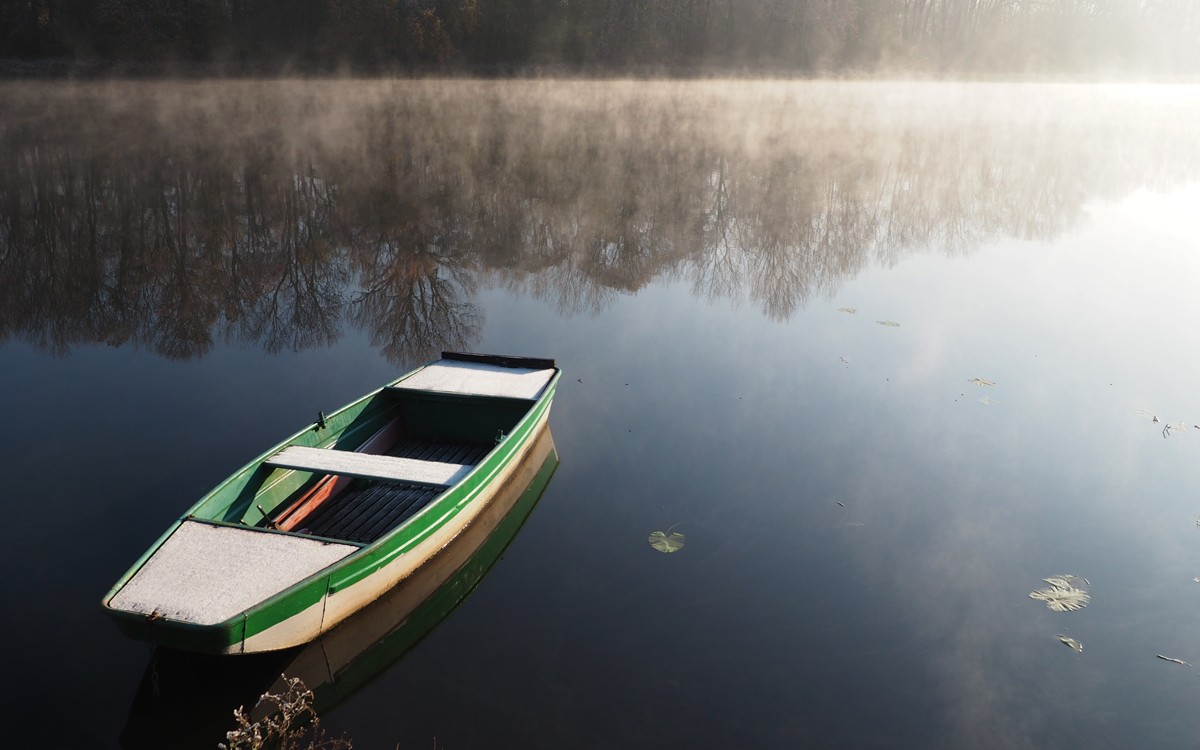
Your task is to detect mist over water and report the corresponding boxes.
[4,81,1199,363]
[3,80,1200,749]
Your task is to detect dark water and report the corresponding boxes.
[3,80,1200,749]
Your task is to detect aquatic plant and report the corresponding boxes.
[1029,576,1090,612]
[219,676,351,750]
[648,525,686,553]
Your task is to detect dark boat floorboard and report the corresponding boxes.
[385,435,492,465]
[302,436,491,544]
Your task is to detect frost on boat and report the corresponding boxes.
[102,352,562,654]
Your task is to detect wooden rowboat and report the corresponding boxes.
[102,352,561,654]
[118,426,560,749]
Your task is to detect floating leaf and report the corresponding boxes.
[876,320,900,327]
[980,397,998,405]
[1055,634,1083,653]
[838,308,857,314]
[1029,577,1090,612]
[648,531,685,553]
[1050,574,1090,586]
[1161,417,1190,436]
[967,378,996,386]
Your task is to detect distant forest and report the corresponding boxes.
[2,0,1198,73]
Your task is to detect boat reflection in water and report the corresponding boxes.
[119,426,560,750]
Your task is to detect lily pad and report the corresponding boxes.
[967,378,995,386]
[838,308,857,314]
[1029,579,1090,612]
[876,320,900,327]
[1055,634,1083,653]
[648,531,685,553]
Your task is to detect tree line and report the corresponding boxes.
[2,0,1198,73]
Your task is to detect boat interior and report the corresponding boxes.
[194,357,558,546]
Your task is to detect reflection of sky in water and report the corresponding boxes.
[355,182,1200,748]
[2,84,1200,748]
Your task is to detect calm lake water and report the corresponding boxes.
[3,80,1200,749]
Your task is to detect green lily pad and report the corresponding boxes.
[648,530,685,553]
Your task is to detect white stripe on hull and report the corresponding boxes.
[239,595,327,653]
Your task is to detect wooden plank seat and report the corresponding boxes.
[266,445,475,487]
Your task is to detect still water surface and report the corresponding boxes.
[3,80,1200,748]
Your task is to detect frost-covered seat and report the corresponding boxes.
[108,520,357,625]
[266,446,474,487]
[389,360,556,400]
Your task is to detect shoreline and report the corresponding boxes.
[3,58,1198,84]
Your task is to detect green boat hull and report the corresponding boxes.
[118,426,560,750]
[103,356,560,654]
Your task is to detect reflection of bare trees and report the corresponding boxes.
[2,81,1199,362]
[350,242,483,368]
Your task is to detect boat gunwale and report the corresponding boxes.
[100,359,560,646]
